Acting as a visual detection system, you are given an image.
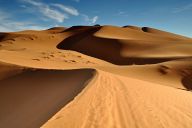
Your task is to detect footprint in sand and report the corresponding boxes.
[42,56,50,59]
[41,52,47,55]
[158,65,170,75]
[32,58,40,61]
[69,60,76,63]
[62,60,77,63]
[50,55,54,57]
[85,60,95,64]
[29,37,34,40]
[63,60,68,62]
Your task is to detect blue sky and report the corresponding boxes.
[0,0,192,37]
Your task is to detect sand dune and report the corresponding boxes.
[95,25,190,40]
[57,25,192,65]
[0,61,24,80]
[123,25,142,31]
[47,27,66,31]
[141,27,190,40]
[43,70,192,128]
[0,68,94,128]
[0,25,192,128]
[123,25,190,40]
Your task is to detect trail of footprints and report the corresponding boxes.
[32,51,96,65]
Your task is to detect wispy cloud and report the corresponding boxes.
[92,16,99,24]
[115,11,129,16]
[0,20,49,32]
[20,5,27,8]
[82,14,99,24]
[0,11,10,21]
[0,10,50,32]
[72,0,80,2]
[21,0,68,22]
[173,3,192,13]
[51,4,79,16]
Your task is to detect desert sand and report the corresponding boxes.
[0,25,192,128]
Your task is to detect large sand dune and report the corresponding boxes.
[0,25,192,128]
[57,25,192,65]
[43,70,192,128]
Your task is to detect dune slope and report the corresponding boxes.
[57,26,192,65]
[43,70,192,128]
[0,69,95,128]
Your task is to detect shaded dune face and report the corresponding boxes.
[0,69,95,128]
[47,27,66,31]
[64,26,94,32]
[57,26,192,65]
[0,33,8,42]
[179,67,192,90]
[182,74,192,90]
[0,33,21,42]
[45,27,67,34]
[157,59,192,90]
[123,25,142,31]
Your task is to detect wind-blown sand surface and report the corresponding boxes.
[0,25,192,128]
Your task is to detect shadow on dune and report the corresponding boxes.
[57,26,191,65]
[63,26,99,33]
[0,69,95,128]
[0,33,7,42]
[181,74,192,91]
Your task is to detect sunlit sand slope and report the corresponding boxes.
[43,70,192,128]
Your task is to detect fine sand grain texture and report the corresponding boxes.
[0,25,192,128]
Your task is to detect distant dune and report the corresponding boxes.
[0,25,192,128]
[57,25,192,65]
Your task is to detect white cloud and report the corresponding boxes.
[118,11,126,15]
[92,16,98,24]
[0,21,49,32]
[22,0,42,6]
[0,26,13,32]
[41,6,67,22]
[82,14,99,24]
[51,3,79,16]
[173,4,192,13]
[22,0,67,22]
[0,10,50,32]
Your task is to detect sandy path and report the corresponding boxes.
[43,70,192,128]
[0,69,95,128]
